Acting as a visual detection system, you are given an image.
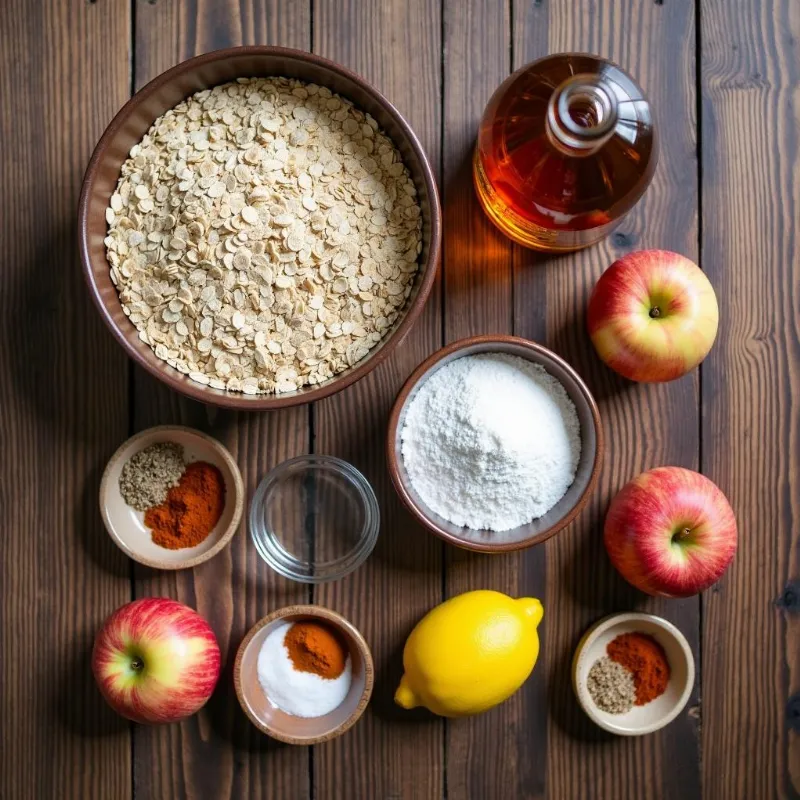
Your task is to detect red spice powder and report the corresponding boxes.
[284,621,348,679]
[144,461,225,550]
[607,632,670,705]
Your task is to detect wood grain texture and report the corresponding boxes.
[443,0,513,342]
[0,0,132,798]
[4,1,798,796]
[700,1,800,797]
[512,1,702,798]
[440,2,547,799]
[311,1,445,797]
[132,2,312,799]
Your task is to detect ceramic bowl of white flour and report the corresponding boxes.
[387,335,603,552]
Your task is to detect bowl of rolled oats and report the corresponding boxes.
[79,46,440,407]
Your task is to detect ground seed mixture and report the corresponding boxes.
[401,353,581,531]
[587,656,636,714]
[105,77,422,394]
[118,442,186,511]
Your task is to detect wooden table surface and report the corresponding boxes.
[1,0,798,798]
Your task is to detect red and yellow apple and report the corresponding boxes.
[604,466,737,597]
[587,250,719,382]
[92,598,221,724]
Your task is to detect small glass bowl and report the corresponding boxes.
[250,455,380,583]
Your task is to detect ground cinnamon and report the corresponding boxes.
[607,632,670,705]
[284,621,347,679]
[144,461,225,550]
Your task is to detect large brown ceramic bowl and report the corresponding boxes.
[387,335,603,552]
[79,46,441,409]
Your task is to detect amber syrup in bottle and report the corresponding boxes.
[473,53,657,252]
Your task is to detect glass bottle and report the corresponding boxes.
[473,53,657,252]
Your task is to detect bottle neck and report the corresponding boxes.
[546,74,618,155]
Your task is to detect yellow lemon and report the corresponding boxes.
[394,590,544,717]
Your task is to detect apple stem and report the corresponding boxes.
[131,657,144,672]
[673,526,692,543]
[649,307,661,318]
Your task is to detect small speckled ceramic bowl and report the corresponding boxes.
[573,612,695,735]
[234,605,374,745]
[100,425,244,569]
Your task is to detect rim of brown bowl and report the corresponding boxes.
[386,335,604,553]
[78,45,442,410]
[233,605,374,745]
[99,425,245,569]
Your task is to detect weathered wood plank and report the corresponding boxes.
[512,1,702,798]
[439,1,538,798]
[311,0,445,797]
[0,0,132,797]
[700,1,800,797]
[132,2,312,798]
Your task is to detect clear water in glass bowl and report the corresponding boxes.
[250,455,380,583]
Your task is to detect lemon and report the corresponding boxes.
[394,590,544,717]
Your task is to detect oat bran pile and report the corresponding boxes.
[105,77,422,394]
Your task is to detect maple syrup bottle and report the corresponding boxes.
[473,53,657,252]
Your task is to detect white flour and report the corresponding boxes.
[401,353,581,531]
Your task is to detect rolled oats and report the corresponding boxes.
[105,77,422,394]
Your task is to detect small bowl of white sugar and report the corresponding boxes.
[387,335,603,552]
[234,605,374,744]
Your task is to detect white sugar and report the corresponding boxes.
[401,353,581,531]
[257,621,352,718]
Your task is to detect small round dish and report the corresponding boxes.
[234,605,374,745]
[572,612,695,736]
[100,425,244,569]
[386,335,603,552]
[250,455,379,583]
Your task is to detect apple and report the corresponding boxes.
[604,466,737,597]
[587,250,719,382]
[92,598,221,724]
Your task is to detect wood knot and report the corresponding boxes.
[612,232,636,249]
[786,694,800,733]
[776,580,800,613]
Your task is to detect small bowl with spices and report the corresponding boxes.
[234,605,374,744]
[572,612,695,736]
[100,425,244,569]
